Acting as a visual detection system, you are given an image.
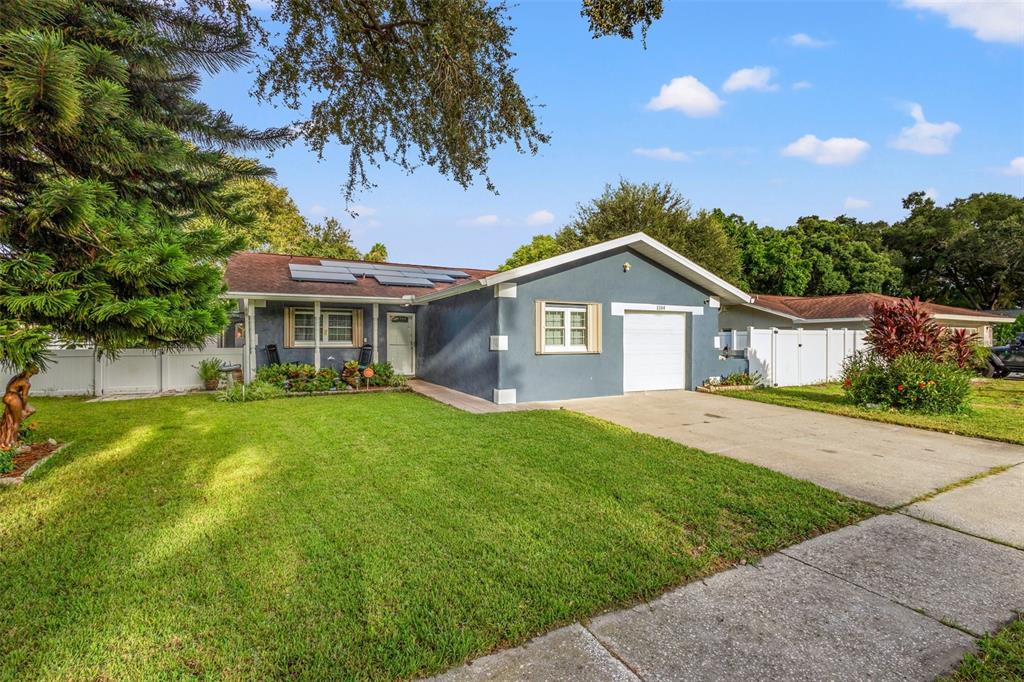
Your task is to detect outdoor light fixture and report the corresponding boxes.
[623,262,631,272]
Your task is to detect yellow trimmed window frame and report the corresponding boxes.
[534,301,602,354]
[284,307,363,348]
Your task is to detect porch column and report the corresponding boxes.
[314,300,321,371]
[372,303,379,363]
[241,298,253,383]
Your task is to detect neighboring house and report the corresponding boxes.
[224,233,751,404]
[720,293,1012,346]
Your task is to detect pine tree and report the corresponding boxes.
[0,0,290,447]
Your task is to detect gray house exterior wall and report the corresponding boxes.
[490,247,744,402]
[416,287,498,400]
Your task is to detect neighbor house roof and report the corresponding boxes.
[225,252,496,302]
[746,292,1013,324]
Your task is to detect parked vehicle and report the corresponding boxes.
[986,332,1024,377]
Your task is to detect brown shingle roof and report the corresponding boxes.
[751,292,1012,321]
[225,252,495,299]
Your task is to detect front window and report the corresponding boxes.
[324,311,353,344]
[544,304,589,353]
[293,310,317,344]
[290,308,356,347]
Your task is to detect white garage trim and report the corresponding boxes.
[623,311,687,392]
[611,302,704,316]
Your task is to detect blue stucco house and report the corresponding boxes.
[224,233,752,404]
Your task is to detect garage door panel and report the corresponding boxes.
[623,312,686,392]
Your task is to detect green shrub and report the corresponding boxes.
[720,371,760,386]
[216,380,286,403]
[366,361,406,387]
[255,363,290,386]
[841,352,972,414]
[0,448,13,474]
[994,315,1024,345]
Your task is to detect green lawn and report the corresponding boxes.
[945,617,1024,681]
[0,393,872,679]
[723,379,1024,445]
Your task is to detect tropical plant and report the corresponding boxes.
[866,298,945,362]
[0,447,13,475]
[196,358,224,384]
[943,328,978,370]
[720,371,761,386]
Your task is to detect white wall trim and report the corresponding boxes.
[489,335,509,351]
[494,282,518,298]
[611,302,704,316]
[493,388,517,404]
[707,296,720,309]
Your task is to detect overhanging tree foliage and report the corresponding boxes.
[182,0,664,201]
[0,0,289,445]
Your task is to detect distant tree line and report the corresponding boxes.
[502,181,1023,311]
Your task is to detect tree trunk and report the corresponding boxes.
[0,370,36,450]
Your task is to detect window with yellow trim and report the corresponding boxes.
[289,308,356,347]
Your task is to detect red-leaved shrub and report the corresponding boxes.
[943,327,978,369]
[866,297,944,361]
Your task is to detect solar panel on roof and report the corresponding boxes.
[372,274,435,288]
[419,273,455,283]
[288,265,356,283]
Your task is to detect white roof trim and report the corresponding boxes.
[223,291,412,304]
[933,313,1013,324]
[425,233,752,304]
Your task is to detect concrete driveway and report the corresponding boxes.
[550,390,1024,509]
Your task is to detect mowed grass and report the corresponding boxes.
[724,379,1024,445]
[945,617,1024,681]
[0,393,873,680]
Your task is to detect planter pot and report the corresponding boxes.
[204,379,220,391]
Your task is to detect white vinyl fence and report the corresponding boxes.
[720,328,869,387]
[2,348,244,397]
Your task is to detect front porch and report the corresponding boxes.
[234,296,419,381]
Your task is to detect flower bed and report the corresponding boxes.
[217,361,409,402]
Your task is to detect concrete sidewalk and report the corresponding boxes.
[432,514,1024,681]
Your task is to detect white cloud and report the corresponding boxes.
[1004,156,1024,176]
[633,146,690,162]
[526,209,555,226]
[462,214,499,227]
[722,66,779,93]
[792,80,813,91]
[781,134,870,165]
[787,32,831,48]
[891,103,961,155]
[901,0,1024,44]
[647,76,724,117]
[844,196,871,210]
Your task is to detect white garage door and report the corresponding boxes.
[623,312,686,392]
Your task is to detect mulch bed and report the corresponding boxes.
[1,441,63,483]
[697,384,758,393]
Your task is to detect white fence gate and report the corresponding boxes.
[720,328,869,387]
[2,348,244,397]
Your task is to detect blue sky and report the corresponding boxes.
[199,0,1024,268]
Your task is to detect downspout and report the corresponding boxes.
[314,300,321,371]
[372,303,379,363]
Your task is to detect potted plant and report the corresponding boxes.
[196,358,223,391]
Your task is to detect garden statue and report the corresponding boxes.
[0,366,38,450]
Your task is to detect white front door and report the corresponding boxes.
[623,312,686,392]
[387,312,416,375]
